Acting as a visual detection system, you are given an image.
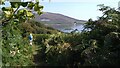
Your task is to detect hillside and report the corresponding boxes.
[33,12,86,31]
[33,12,86,25]
[19,21,60,36]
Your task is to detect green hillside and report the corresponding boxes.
[1,1,120,68]
[19,21,60,37]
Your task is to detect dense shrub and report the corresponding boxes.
[20,21,59,34]
[1,1,43,66]
[63,33,82,46]
[33,34,50,45]
[33,33,86,66]
[1,1,120,67]
[33,5,120,67]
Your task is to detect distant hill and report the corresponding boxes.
[33,12,87,25]
[33,12,87,31]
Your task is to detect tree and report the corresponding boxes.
[0,0,43,66]
[82,4,120,66]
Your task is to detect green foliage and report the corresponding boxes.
[33,4,120,67]
[0,1,43,66]
[63,33,82,46]
[1,1,120,67]
[27,2,35,9]
[21,2,28,7]
[33,34,50,45]
[81,4,120,66]
[33,33,86,66]
[0,0,4,5]
[10,2,21,8]
[2,20,36,66]
[20,21,59,35]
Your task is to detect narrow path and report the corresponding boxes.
[33,45,47,66]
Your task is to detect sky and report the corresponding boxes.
[40,0,118,2]
[40,0,119,20]
[1,0,120,20]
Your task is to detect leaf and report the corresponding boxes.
[37,11,43,15]
[34,5,39,11]
[45,46,52,53]
[14,19,19,22]
[21,2,28,7]
[35,0,39,2]
[0,0,5,5]
[10,2,20,8]
[13,22,17,25]
[26,11,33,17]
[40,6,44,9]
[17,9,25,15]
[4,11,11,18]
[27,2,34,9]
[2,7,12,11]
[4,11,11,15]
[2,7,5,11]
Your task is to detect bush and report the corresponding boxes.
[33,34,50,45]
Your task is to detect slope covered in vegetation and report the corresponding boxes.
[19,20,60,38]
[33,4,120,67]
[1,1,120,67]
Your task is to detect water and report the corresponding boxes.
[60,24,84,33]
[45,23,84,33]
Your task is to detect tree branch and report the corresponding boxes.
[1,6,20,25]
